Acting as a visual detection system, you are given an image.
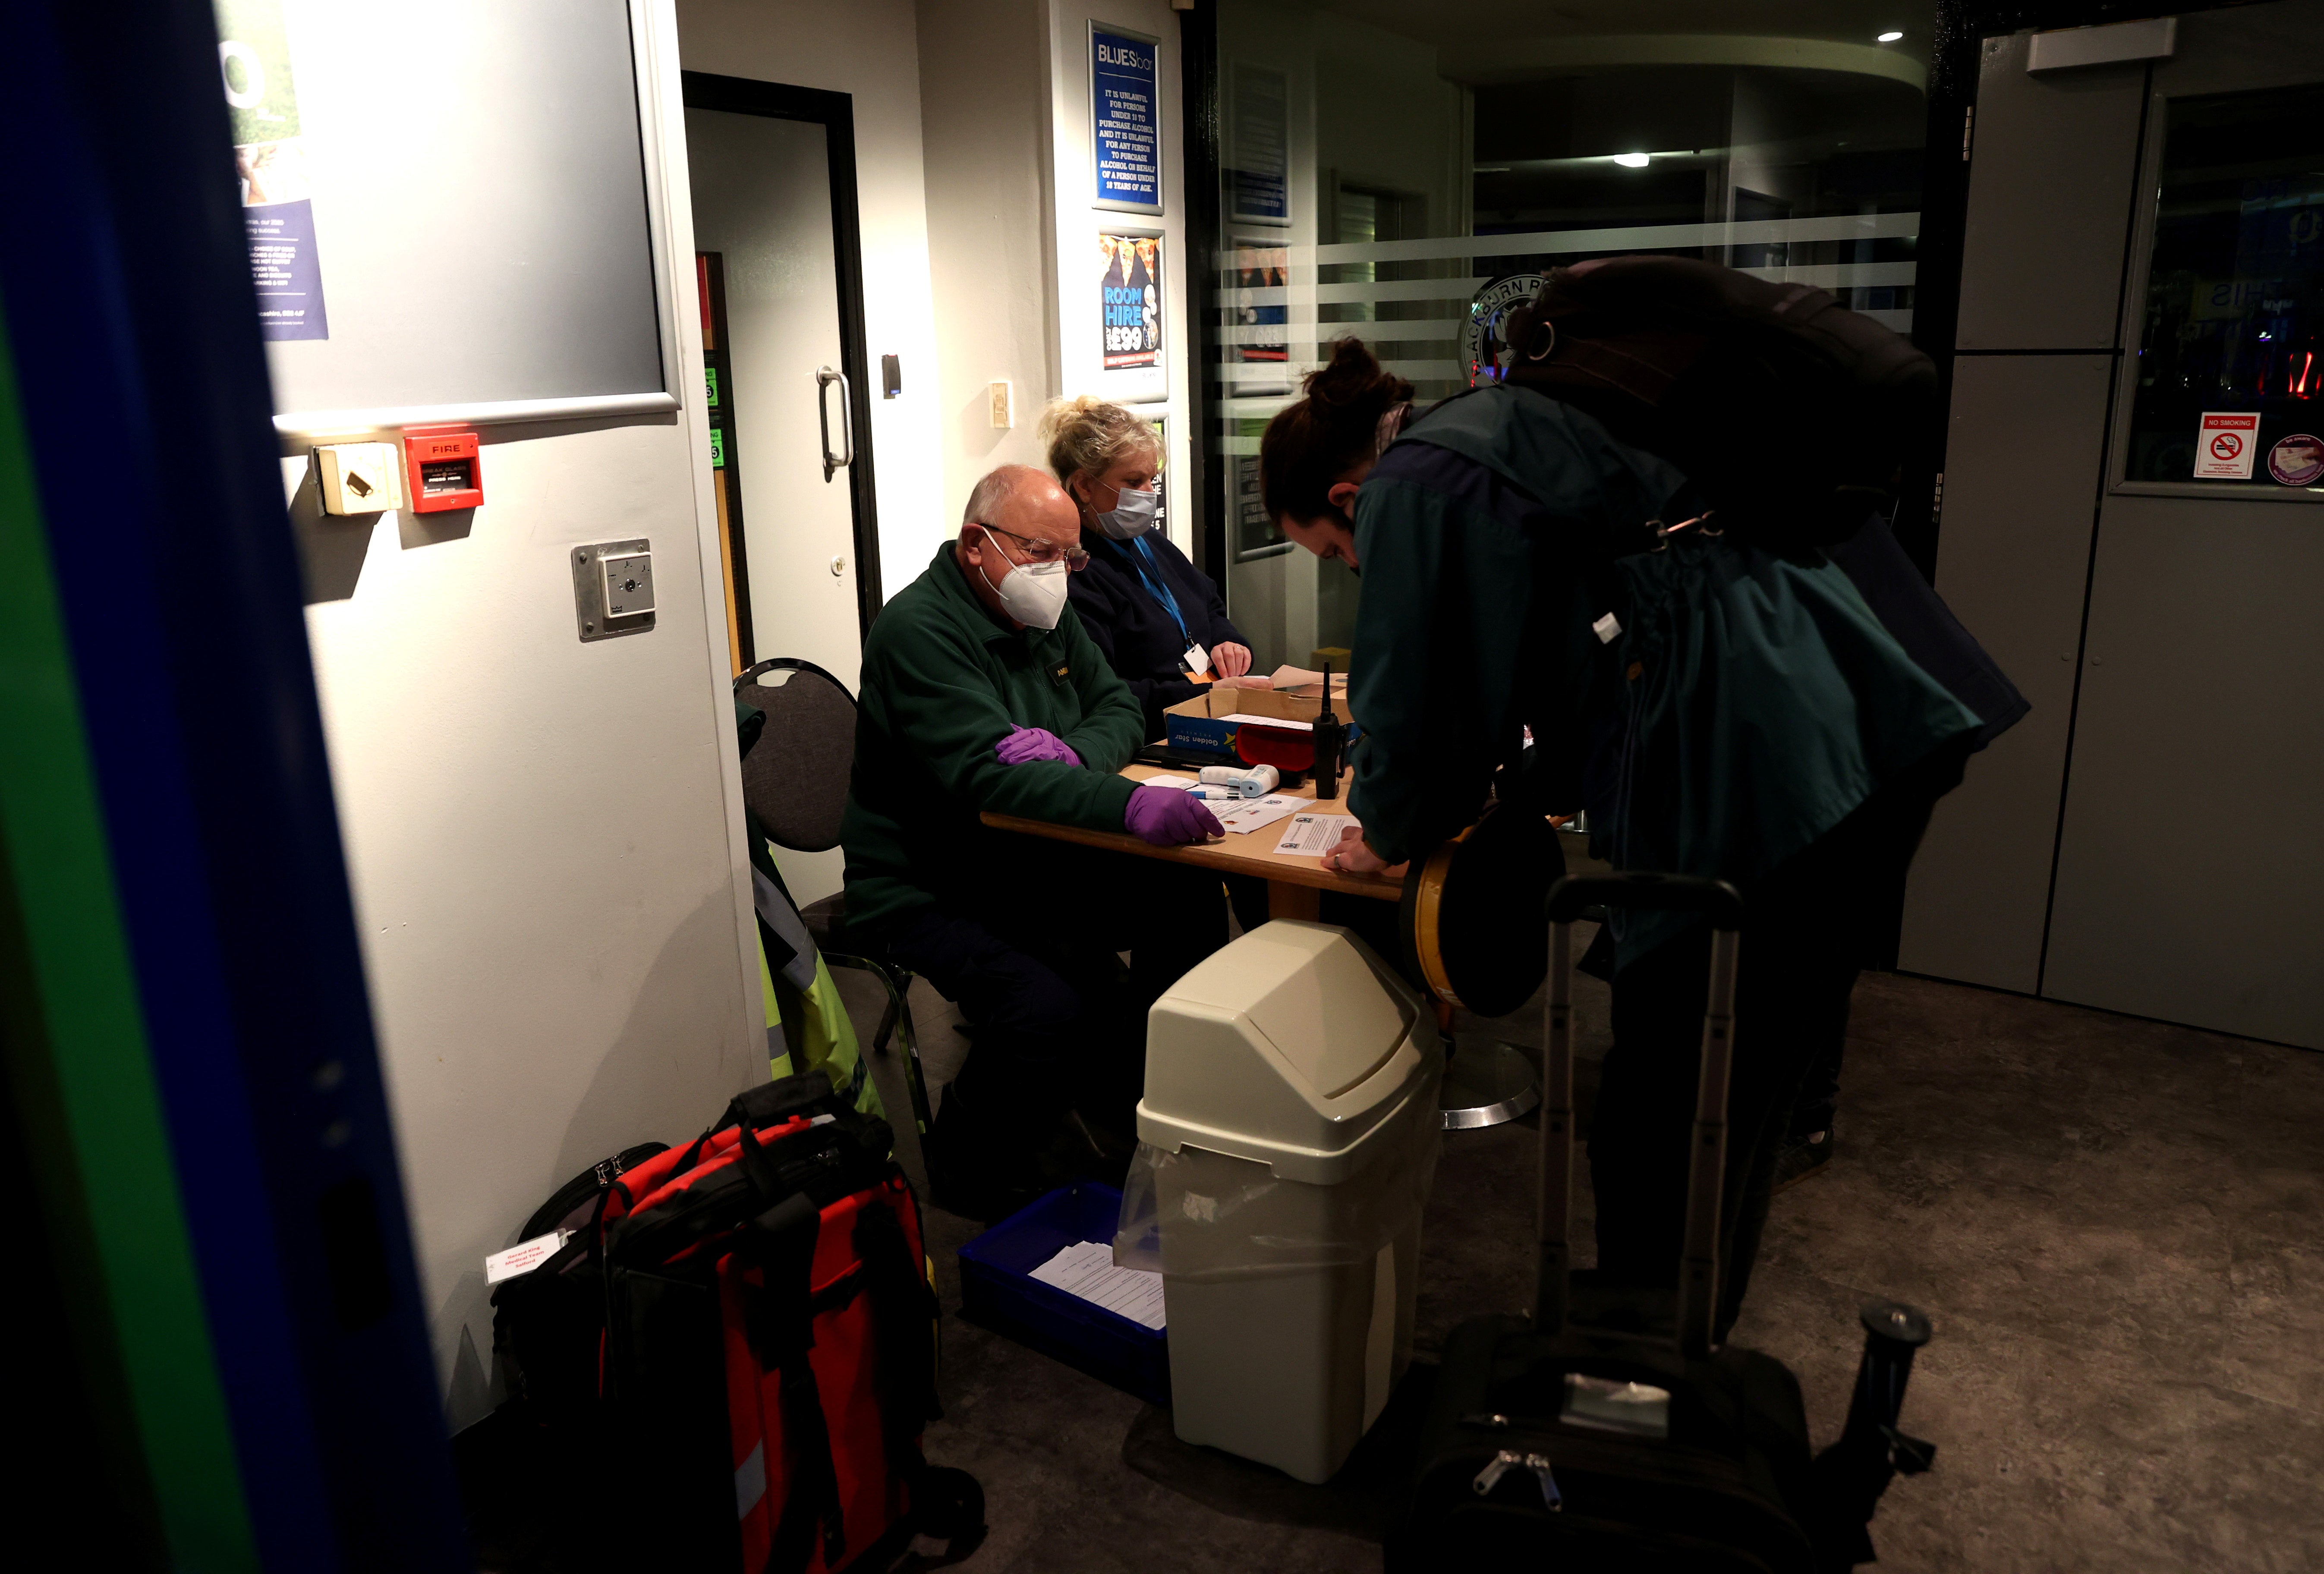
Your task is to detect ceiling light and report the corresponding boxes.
[1877,30,1904,42]
[1613,152,1650,168]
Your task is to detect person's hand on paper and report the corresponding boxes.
[1124,782,1223,845]
[1212,642,1254,678]
[1322,825,1406,878]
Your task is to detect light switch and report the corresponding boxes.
[600,551,654,618]
[314,442,404,514]
[573,539,654,643]
[989,380,1014,429]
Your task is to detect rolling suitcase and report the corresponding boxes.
[1389,874,1933,1572]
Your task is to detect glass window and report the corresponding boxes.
[1199,6,1931,669]
[2124,82,2324,491]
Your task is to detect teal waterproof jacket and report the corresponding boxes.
[1345,384,1982,967]
[840,541,1146,939]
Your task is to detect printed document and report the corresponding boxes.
[1213,793,1301,834]
[1276,812,1360,857]
[1028,1239,1166,1330]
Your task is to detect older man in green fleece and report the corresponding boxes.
[840,464,1226,1218]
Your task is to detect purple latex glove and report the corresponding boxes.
[1123,783,1224,845]
[995,725,1081,768]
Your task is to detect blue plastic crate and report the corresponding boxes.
[956,1183,1170,1408]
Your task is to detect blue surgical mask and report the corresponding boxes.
[1093,482,1160,541]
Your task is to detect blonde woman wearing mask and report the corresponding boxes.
[1040,397,1272,741]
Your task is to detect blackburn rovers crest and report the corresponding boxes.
[1464,273,1546,387]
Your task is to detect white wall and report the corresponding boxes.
[677,0,948,608]
[916,0,1057,519]
[292,2,763,1431]
[914,0,1196,554]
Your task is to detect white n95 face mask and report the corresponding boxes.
[1093,483,1160,541]
[977,527,1071,630]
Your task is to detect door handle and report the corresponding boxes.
[816,366,853,482]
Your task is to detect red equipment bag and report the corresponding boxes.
[501,1074,983,1571]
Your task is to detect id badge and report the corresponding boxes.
[1179,642,1211,678]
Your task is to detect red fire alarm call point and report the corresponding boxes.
[403,425,484,513]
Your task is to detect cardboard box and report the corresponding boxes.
[1162,687,1361,759]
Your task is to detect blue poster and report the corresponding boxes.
[1091,25,1162,214]
[217,0,329,339]
[244,199,329,340]
[1227,66,1288,227]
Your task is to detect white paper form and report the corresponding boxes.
[1221,712,1313,731]
[1135,774,1201,790]
[1027,1239,1166,1329]
[1276,812,1360,856]
[1267,664,1349,693]
[1212,793,1302,835]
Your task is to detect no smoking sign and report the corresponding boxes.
[2195,412,2260,480]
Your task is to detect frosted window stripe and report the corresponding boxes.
[1215,296,1918,350]
[1296,211,1921,268]
[1376,359,1469,381]
[1215,319,1464,346]
[1222,278,1494,305]
[1220,321,1915,409]
[1227,358,1478,381]
[1229,270,1916,316]
[1737,261,1920,288]
[1219,396,1297,418]
[1315,277,1493,304]
[1230,265,1912,312]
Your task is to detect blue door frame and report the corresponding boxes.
[0,2,466,1568]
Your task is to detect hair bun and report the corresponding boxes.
[1258,336,1413,526]
[1304,337,1413,412]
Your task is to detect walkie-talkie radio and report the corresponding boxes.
[1312,661,1345,800]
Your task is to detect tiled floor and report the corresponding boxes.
[881,961,2324,1573]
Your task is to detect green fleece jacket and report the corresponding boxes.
[840,540,1146,938]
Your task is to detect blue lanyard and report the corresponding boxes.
[1124,536,1191,646]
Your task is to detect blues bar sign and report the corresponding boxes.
[1091,24,1162,214]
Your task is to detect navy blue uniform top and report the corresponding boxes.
[1824,512,2029,752]
[1065,528,1247,741]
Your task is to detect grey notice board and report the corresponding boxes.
[263,0,669,425]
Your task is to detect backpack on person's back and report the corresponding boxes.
[1492,255,1938,556]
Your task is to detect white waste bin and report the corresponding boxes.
[1118,920,1443,1484]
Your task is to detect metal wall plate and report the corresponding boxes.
[573,538,655,642]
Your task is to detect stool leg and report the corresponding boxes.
[887,969,934,1137]
[819,951,926,1131]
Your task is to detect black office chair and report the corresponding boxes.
[735,657,934,1137]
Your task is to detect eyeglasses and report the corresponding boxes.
[975,523,1090,570]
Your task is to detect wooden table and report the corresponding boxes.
[979,763,1402,919]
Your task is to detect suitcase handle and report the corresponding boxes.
[1545,872,1743,929]
[1539,874,1742,1360]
